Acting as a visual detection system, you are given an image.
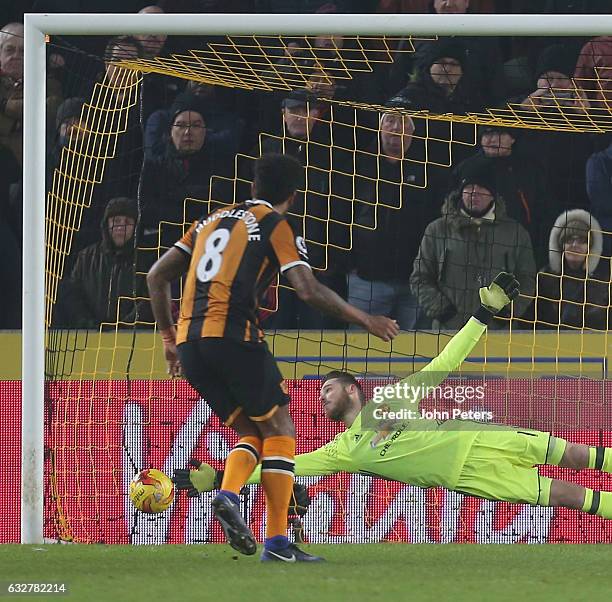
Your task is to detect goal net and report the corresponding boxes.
[7,15,612,545]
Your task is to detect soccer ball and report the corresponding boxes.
[129,469,175,513]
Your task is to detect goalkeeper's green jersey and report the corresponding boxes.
[248,316,489,491]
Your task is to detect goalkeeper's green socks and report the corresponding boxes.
[587,447,612,473]
[220,436,262,498]
[582,489,612,519]
[545,439,612,473]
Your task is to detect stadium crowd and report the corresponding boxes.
[1,0,611,331]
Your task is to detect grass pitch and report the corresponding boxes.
[0,544,610,602]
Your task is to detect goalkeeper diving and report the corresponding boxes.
[175,272,612,541]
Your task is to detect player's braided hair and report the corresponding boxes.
[323,371,366,405]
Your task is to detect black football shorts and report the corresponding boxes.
[178,337,290,426]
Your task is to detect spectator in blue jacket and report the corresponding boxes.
[586,140,612,258]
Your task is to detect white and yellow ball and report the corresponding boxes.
[129,469,175,513]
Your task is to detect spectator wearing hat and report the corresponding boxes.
[452,126,554,264]
[228,90,328,203]
[520,43,589,114]
[529,209,611,331]
[410,157,536,330]
[348,110,446,330]
[141,97,231,245]
[57,197,152,329]
[387,1,504,107]
[517,44,593,213]
[144,86,244,163]
[392,38,484,167]
[397,38,484,115]
[247,91,332,215]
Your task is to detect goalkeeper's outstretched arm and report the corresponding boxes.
[173,445,339,493]
[399,272,520,393]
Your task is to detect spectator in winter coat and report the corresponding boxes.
[530,209,611,331]
[59,197,151,329]
[222,90,353,329]
[144,85,244,163]
[392,38,482,167]
[517,44,593,212]
[410,157,536,330]
[141,97,229,245]
[586,140,612,258]
[396,37,484,115]
[349,111,445,330]
[386,0,504,106]
[452,127,553,264]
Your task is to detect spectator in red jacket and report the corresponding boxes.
[574,36,612,110]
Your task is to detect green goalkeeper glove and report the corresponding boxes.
[475,272,520,324]
[173,459,312,517]
[172,459,218,497]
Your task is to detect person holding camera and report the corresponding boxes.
[520,44,590,114]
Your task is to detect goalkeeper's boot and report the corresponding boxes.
[261,543,325,563]
[212,492,257,556]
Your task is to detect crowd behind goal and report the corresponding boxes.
[1,0,611,332]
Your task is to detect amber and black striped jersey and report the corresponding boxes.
[174,199,311,344]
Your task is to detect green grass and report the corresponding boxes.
[0,544,610,602]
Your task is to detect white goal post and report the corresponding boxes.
[22,12,612,544]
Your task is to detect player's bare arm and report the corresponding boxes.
[285,264,400,342]
[147,247,190,376]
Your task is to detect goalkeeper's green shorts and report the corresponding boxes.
[455,426,552,506]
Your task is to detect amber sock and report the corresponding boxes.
[220,436,262,496]
[261,435,295,545]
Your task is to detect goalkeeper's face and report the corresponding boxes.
[320,378,356,422]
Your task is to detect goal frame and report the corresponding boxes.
[22,11,612,544]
